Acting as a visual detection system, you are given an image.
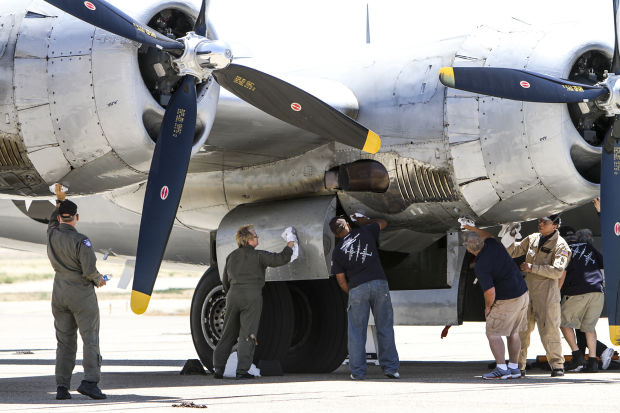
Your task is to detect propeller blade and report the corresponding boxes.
[601,118,620,345]
[438,67,608,103]
[44,0,183,51]
[194,0,209,37]
[131,76,197,314]
[213,63,381,153]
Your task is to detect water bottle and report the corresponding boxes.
[103,274,113,282]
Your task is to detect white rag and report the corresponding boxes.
[457,217,476,229]
[223,352,261,378]
[498,222,522,248]
[48,183,68,194]
[349,212,368,222]
[281,226,299,262]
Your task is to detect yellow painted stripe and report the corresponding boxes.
[131,290,151,315]
[439,67,455,88]
[610,325,620,346]
[362,130,381,153]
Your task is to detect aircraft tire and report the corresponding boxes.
[282,278,348,373]
[253,282,295,365]
[190,266,225,372]
[190,268,296,372]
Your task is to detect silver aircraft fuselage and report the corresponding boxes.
[0,0,608,257]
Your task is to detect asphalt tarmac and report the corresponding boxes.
[1,300,619,413]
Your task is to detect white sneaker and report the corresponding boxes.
[385,372,400,379]
[601,347,614,370]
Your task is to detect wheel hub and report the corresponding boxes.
[201,285,226,349]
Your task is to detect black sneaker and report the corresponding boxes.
[77,380,107,400]
[565,350,585,372]
[551,368,564,377]
[56,386,71,400]
[583,357,599,373]
[235,372,256,380]
[213,369,224,379]
[520,369,526,378]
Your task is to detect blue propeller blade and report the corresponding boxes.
[131,76,197,314]
[439,67,608,103]
[44,0,183,51]
[194,0,208,37]
[601,123,620,345]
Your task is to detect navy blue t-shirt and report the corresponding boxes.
[561,241,604,296]
[475,238,528,300]
[330,222,386,290]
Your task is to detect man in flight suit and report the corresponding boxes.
[48,185,107,400]
[212,225,294,379]
[506,214,571,377]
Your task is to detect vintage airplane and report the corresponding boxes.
[0,0,616,374]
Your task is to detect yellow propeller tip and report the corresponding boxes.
[439,67,455,88]
[362,130,381,154]
[610,325,620,346]
[130,290,151,315]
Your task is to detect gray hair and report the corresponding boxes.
[576,228,593,244]
[463,231,484,253]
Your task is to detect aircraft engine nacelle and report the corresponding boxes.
[1,0,215,196]
[444,24,610,223]
[341,22,611,230]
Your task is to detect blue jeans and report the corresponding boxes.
[347,279,399,378]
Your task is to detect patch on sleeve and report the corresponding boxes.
[560,249,569,257]
[82,238,92,248]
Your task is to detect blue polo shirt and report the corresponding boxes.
[330,222,386,290]
[475,238,527,300]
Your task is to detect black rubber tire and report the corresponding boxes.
[190,267,295,371]
[190,266,225,372]
[254,281,294,364]
[282,278,348,373]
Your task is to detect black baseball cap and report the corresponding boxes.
[559,226,576,238]
[58,200,77,217]
[540,213,561,226]
[329,216,348,234]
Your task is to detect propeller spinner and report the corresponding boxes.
[438,0,620,345]
[44,0,382,314]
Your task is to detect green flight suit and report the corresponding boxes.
[213,244,293,375]
[506,230,571,370]
[47,206,103,387]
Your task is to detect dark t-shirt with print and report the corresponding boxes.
[475,238,528,300]
[330,222,386,290]
[561,241,604,296]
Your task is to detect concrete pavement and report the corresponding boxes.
[1,299,619,413]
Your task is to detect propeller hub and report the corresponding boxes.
[597,74,620,116]
[172,32,232,80]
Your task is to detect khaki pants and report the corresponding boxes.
[519,274,564,370]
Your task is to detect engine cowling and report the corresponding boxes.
[5,0,216,196]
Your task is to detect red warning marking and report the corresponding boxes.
[160,186,169,200]
[520,81,530,89]
[84,1,96,11]
[615,222,620,236]
[290,102,302,112]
